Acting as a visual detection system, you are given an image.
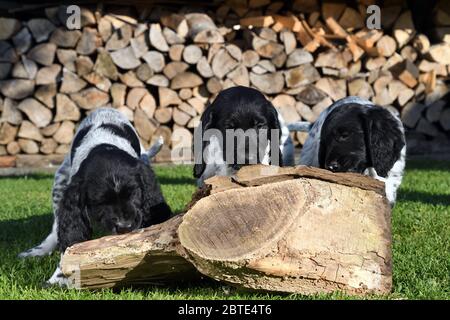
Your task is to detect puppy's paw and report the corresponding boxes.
[18,247,51,258]
[46,266,77,288]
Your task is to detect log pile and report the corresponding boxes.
[0,0,449,164]
[61,165,392,295]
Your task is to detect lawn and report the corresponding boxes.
[0,160,448,300]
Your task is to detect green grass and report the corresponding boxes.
[0,161,448,300]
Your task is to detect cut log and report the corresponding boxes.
[0,17,21,40]
[12,57,38,80]
[250,71,284,94]
[240,16,274,28]
[0,123,18,145]
[169,44,184,61]
[163,61,189,80]
[178,88,192,101]
[134,107,156,141]
[36,64,61,85]
[0,41,17,64]
[105,24,132,51]
[17,98,52,128]
[28,18,55,43]
[295,84,327,106]
[149,23,169,52]
[284,64,320,88]
[286,48,313,67]
[206,77,222,94]
[160,13,188,38]
[27,43,57,66]
[6,141,20,155]
[348,79,374,100]
[55,93,80,122]
[120,71,144,88]
[94,50,119,80]
[393,11,415,48]
[70,88,110,110]
[295,100,316,122]
[339,7,364,30]
[390,59,419,88]
[376,35,397,57]
[140,93,157,119]
[75,56,93,77]
[110,83,126,108]
[18,139,39,154]
[142,51,165,73]
[154,107,173,124]
[56,49,77,72]
[315,77,346,102]
[173,108,191,126]
[170,72,203,89]
[76,27,101,55]
[60,69,87,94]
[12,28,32,55]
[183,45,203,64]
[84,72,112,92]
[211,48,239,79]
[130,34,149,59]
[126,88,147,110]
[111,46,141,70]
[40,122,60,137]
[40,138,58,154]
[227,64,250,87]
[60,165,391,296]
[18,121,43,142]
[1,98,23,125]
[136,63,154,82]
[147,74,169,87]
[159,87,182,107]
[53,121,75,144]
[426,43,450,65]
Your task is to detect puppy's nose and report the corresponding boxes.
[115,222,133,234]
[327,161,340,172]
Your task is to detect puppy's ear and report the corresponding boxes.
[193,107,214,178]
[137,163,172,227]
[362,107,405,177]
[57,178,91,253]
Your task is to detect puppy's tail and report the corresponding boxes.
[287,121,312,132]
[140,136,164,164]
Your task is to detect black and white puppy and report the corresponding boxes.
[293,96,406,205]
[193,86,294,185]
[19,108,172,286]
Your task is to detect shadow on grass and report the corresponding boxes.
[398,190,450,206]
[157,176,196,186]
[405,159,450,171]
[0,214,53,245]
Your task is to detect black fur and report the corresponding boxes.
[58,144,170,252]
[193,86,282,178]
[319,104,405,177]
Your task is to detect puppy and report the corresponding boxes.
[19,108,172,286]
[193,86,294,186]
[293,96,406,206]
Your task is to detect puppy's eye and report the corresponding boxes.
[337,131,350,142]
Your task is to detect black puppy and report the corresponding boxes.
[298,96,406,205]
[19,108,171,286]
[193,86,294,185]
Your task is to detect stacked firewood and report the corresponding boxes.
[0,0,449,163]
